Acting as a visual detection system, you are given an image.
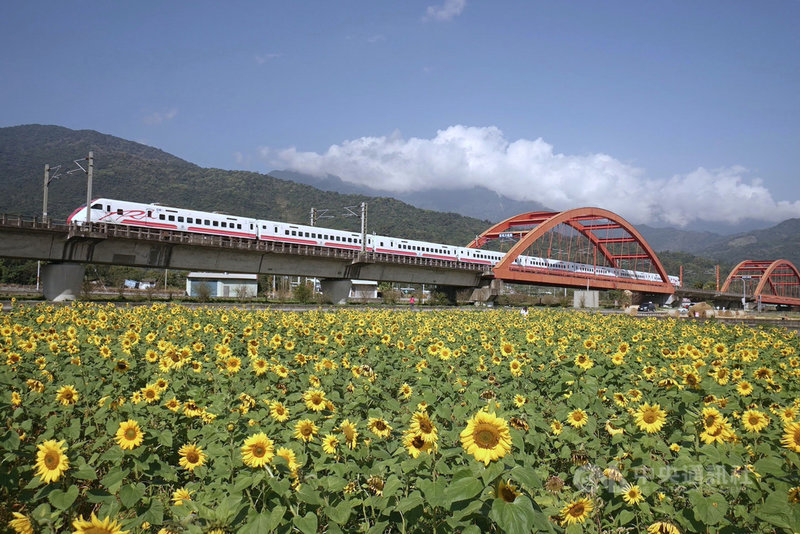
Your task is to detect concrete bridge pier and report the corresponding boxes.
[41,262,85,301]
[320,279,352,305]
[470,279,503,305]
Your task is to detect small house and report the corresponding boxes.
[186,272,258,298]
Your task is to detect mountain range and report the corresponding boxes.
[2,124,799,281]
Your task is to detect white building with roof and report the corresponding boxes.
[186,272,258,298]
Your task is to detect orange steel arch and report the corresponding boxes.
[720,259,800,306]
[468,207,674,293]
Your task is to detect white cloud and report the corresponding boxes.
[259,125,800,227]
[423,0,466,22]
[142,108,178,125]
[255,53,281,64]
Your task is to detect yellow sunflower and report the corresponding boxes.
[275,447,300,472]
[9,512,34,534]
[340,419,358,449]
[399,383,413,399]
[781,422,800,453]
[34,439,69,483]
[403,432,435,458]
[178,443,207,472]
[303,388,328,412]
[294,419,318,442]
[410,411,438,444]
[55,385,79,405]
[368,417,393,438]
[269,401,290,422]
[460,411,512,465]
[115,420,144,450]
[566,409,589,429]
[621,483,644,505]
[171,488,193,506]
[322,434,339,454]
[634,403,667,433]
[647,521,681,534]
[551,420,563,435]
[71,513,128,534]
[560,497,594,526]
[736,380,753,396]
[241,432,275,467]
[741,410,770,433]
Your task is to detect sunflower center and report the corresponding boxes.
[643,412,657,424]
[568,502,585,517]
[499,485,517,502]
[411,436,425,448]
[124,428,138,440]
[374,421,386,430]
[419,420,433,433]
[475,426,500,448]
[187,451,199,463]
[253,445,265,457]
[44,451,59,468]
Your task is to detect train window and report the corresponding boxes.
[177,216,184,222]
[147,211,153,218]
[291,231,296,236]
[91,203,102,210]
[285,230,289,235]
[380,242,384,246]
[213,221,218,227]
[187,217,193,223]
[237,223,242,229]
[204,219,210,225]
[348,238,352,243]
[274,226,277,232]
[117,209,123,215]
[221,222,227,228]
[159,214,165,220]
[168,215,175,222]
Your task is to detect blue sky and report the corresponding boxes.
[2,1,799,229]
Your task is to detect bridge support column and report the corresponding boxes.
[432,285,460,305]
[320,279,352,305]
[573,290,599,308]
[41,263,85,301]
[469,279,503,305]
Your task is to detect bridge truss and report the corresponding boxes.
[468,207,674,293]
[720,259,800,307]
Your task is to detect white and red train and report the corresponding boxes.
[68,198,680,286]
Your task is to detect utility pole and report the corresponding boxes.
[43,164,49,223]
[360,202,367,253]
[86,151,93,224]
[310,207,316,226]
[67,151,94,224]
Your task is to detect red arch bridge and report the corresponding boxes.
[468,207,677,297]
[720,260,800,308]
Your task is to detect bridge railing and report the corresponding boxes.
[0,218,488,273]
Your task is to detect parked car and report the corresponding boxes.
[638,302,656,312]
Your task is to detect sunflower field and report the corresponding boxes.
[2,302,800,534]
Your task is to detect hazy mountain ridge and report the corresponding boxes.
[269,170,552,223]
